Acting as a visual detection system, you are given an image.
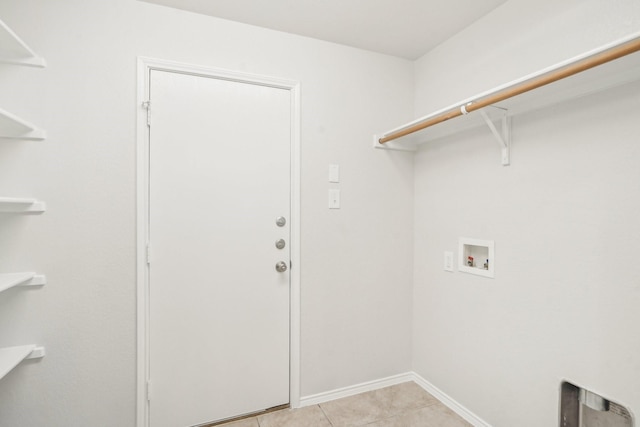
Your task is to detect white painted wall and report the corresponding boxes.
[0,1,414,425]
[412,1,640,426]
[6,0,639,426]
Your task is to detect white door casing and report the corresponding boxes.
[136,58,301,427]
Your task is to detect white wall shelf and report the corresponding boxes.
[0,197,46,213]
[0,17,47,391]
[0,345,46,381]
[0,273,46,293]
[374,32,640,158]
[0,107,46,140]
[0,19,46,68]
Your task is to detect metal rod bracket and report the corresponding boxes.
[372,134,417,152]
[478,107,511,166]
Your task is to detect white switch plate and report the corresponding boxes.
[328,189,340,209]
[329,164,340,183]
[444,251,454,272]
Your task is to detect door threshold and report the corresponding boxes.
[197,404,290,427]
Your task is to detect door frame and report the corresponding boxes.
[135,57,301,427]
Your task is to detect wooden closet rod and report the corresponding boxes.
[379,36,640,144]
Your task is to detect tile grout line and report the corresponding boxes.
[316,383,444,427]
[357,406,435,427]
[317,403,335,426]
[228,383,465,427]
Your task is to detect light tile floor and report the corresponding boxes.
[220,382,471,427]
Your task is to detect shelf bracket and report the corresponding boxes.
[478,107,510,166]
[19,274,46,287]
[0,273,46,293]
[0,345,45,381]
[0,108,47,141]
[0,198,46,214]
[25,347,46,360]
[372,134,417,152]
[0,19,46,68]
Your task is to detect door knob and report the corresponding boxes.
[275,261,288,272]
[276,217,286,227]
[275,239,286,249]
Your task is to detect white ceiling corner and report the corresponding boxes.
[138,0,508,60]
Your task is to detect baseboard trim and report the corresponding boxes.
[299,372,492,427]
[411,373,492,427]
[298,372,415,407]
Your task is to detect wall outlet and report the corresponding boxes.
[444,251,454,272]
[328,189,340,209]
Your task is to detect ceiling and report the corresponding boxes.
[139,0,507,60]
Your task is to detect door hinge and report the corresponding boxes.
[146,380,152,401]
[142,101,151,126]
[146,243,151,265]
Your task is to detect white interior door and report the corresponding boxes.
[148,69,291,427]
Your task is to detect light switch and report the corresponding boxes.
[444,251,454,272]
[329,164,340,183]
[328,189,340,209]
